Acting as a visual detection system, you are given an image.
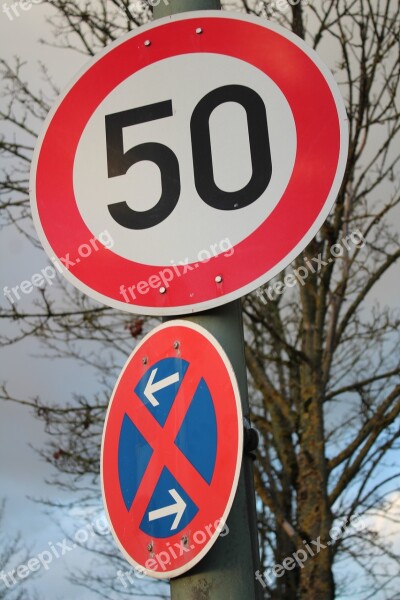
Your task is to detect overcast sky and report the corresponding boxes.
[0,4,105,599]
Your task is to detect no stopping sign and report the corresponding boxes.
[30,12,348,315]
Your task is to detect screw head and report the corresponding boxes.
[142,357,148,365]
[215,275,223,283]
[159,286,166,294]
[173,341,180,350]
[196,27,203,34]
[144,40,151,47]
[147,542,153,552]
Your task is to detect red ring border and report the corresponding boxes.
[33,14,345,312]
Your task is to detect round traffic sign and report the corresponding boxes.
[101,320,243,578]
[30,12,348,315]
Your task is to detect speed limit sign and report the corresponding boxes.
[30,12,348,315]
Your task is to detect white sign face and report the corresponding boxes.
[74,53,296,266]
[30,12,348,315]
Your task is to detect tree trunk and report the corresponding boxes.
[297,390,334,599]
[296,272,334,600]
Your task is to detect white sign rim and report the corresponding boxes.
[30,11,349,316]
[100,319,244,579]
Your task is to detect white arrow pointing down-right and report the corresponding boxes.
[148,489,187,531]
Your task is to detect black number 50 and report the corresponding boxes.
[105,84,272,230]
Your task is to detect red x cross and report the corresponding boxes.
[123,361,216,530]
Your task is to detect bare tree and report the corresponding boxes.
[0,500,36,600]
[243,1,400,598]
[1,1,399,599]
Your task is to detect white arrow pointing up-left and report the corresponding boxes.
[144,368,180,407]
[148,488,187,530]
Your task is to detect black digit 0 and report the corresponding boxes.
[190,84,272,210]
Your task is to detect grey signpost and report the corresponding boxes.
[153,2,263,599]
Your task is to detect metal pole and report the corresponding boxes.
[153,0,220,16]
[166,303,263,600]
[153,3,263,598]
